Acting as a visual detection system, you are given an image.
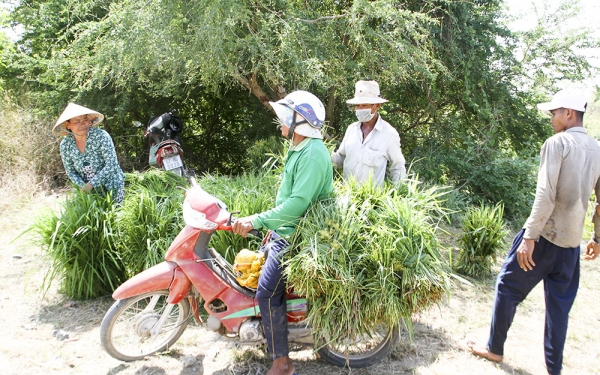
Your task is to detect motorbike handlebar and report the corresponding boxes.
[227,215,260,238]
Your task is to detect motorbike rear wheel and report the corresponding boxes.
[100,290,190,361]
[316,323,399,368]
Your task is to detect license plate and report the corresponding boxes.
[163,155,183,170]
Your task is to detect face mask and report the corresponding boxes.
[355,108,375,123]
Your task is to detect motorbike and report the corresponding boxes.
[134,109,187,177]
[99,177,399,368]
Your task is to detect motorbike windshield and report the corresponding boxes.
[270,103,295,128]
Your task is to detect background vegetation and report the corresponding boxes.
[1,0,598,223]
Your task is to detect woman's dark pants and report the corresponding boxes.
[256,233,291,360]
[487,229,580,375]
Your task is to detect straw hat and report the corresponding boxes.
[346,80,389,105]
[52,103,104,136]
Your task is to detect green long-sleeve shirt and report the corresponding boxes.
[252,137,334,237]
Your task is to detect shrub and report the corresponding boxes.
[0,94,63,212]
[245,135,286,172]
[455,203,508,278]
[412,144,537,223]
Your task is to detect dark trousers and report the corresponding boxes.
[256,232,290,359]
[487,229,580,375]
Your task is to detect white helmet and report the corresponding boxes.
[269,90,325,139]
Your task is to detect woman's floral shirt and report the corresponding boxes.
[59,127,125,194]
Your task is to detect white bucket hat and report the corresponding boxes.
[53,103,104,136]
[346,80,389,105]
[537,89,588,114]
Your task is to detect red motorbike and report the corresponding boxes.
[100,178,399,368]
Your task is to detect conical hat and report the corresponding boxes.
[52,103,104,136]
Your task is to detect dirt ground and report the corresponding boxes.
[2,192,600,375]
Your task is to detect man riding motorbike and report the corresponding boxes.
[232,90,334,375]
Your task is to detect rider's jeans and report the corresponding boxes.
[256,232,290,359]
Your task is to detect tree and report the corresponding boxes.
[4,0,598,219]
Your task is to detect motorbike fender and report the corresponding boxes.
[112,261,190,302]
[167,267,191,304]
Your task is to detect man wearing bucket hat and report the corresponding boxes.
[54,103,125,205]
[233,90,333,375]
[468,89,600,375]
[331,80,406,186]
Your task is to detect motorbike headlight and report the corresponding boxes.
[183,198,218,230]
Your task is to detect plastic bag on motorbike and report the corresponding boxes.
[233,249,265,289]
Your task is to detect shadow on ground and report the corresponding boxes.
[33,295,115,334]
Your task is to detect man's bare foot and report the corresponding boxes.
[467,341,503,363]
[266,356,295,375]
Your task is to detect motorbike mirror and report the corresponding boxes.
[227,211,241,226]
[132,121,143,128]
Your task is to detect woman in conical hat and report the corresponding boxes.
[55,103,125,205]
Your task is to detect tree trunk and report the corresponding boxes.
[234,73,275,113]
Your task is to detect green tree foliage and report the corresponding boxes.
[3,0,598,218]
[0,10,16,90]
[514,0,599,91]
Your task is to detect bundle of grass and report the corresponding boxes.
[286,178,451,344]
[455,203,508,278]
[30,189,124,299]
[117,170,188,275]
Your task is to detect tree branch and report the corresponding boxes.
[233,72,274,112]
[296,13,349,23]
[324,86,336,140]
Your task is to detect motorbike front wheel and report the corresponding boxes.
[100,290,190,361]
[316,323,399,368]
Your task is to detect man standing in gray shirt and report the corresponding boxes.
[468,89,600,375]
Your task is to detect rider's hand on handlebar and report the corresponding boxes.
[232,217,255,238]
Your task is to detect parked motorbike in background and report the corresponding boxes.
[134,110,188,177]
